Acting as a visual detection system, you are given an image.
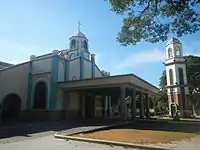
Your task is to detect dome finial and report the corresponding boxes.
[78,21,81,32]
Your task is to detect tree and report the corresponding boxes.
[107,0,200,46]
[159,70,167,92]
[154,90,168,113]
[185,55,200,115]
[153,70,168,113]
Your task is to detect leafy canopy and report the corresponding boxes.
[107,0,200,46]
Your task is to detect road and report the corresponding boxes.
[0,135,135,150]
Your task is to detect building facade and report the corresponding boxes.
[0,29,158,123]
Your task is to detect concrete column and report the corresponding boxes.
[81,92,85,118]
[92,94,96,118]
[0,104,2,126]
[120,86,127,120]
[139,92,144,119]
[109,96,112,116]
[145,94,150,119]
[102,95,105,117]
[105,96,108,117]
[132,89,136,120]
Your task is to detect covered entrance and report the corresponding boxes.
[59,74,158,121]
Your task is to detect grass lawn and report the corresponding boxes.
[73,122,200,144]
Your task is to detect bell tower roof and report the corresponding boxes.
[71,31,86,38]
[68,22,89,51]
[166,37,181,46]
[69,22,87,40]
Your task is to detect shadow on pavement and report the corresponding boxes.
[0,118,121,140]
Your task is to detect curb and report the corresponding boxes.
[58,121,131,136]
[54,134,169,150]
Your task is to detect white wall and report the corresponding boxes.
[0,63,29,110]
[83,60,91,79]
[84,52,90,60]
[65,91,81,118]
[94,65,102,78]
[56,88,64,110]
[68,92,80,110]
[58,59,65,82]
[32,57,52,74]
[69,59,80,80]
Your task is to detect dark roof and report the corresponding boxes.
[0,61,13,68]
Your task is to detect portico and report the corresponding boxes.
[58,74,158,120]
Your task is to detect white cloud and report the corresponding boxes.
[0,38,45,64]
[117,49,165,69]
[185,52,200,57]
[182,40,200,57]
[117,45,200,69]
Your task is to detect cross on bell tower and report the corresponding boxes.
[165,38,191,117]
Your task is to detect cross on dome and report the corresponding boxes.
[78,22,81,32]
[68,22,88,51]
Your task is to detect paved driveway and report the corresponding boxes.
[0,135,135,150]
[0,120,121,143]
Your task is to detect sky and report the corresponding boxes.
[0,0,200,87]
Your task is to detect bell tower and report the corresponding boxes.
[165,38,190,117]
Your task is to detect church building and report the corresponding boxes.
[0,27,158,124]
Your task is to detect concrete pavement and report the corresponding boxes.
[0,135,136,150]
[0,119,122,143]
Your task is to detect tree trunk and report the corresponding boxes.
[192,104,197,117]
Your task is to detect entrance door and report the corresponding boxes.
[32,81,47,109]
[85,94,95,118]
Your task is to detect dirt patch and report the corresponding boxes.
[73,129,198,144]
[72,122,200,144]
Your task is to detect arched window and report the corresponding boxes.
[70,39,76,49]
[69,53,76,59]
[81,41,84,48]
[169,69,174,85]
[178,67,184,84]
[77,40,79,49]
[1,94,21,121]
[84,40,88,50]
[168,48,172,58]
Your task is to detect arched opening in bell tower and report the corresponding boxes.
[84,40,88,50]
[168,48,173,58]
[175,46,181,56]
[70,39,76,49]
[169,69,174,85]
[178,67,184,84]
